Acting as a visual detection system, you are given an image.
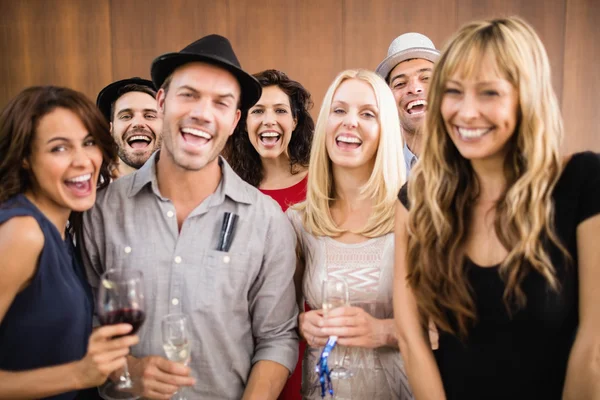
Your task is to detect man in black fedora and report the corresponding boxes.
[96,77,162,178]
[82,35,298,399]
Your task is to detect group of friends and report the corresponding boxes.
[0,14,599,400]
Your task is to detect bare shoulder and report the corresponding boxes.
[0,215,44,248]
[0,216,44,277]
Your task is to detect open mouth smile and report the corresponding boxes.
[181,127,212,147]
[405,99,427,115]
[259,131,282,147]
[455,126,492,141]
[126,134,153,150]
[335,134,362,150]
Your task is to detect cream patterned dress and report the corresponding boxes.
[287,209,413,400]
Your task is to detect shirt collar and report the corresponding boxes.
[212,156,253,206]
[128,151,161,198]
[127,151,253,205]
[403,142,417,164]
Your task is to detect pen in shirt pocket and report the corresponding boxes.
[217,212,239,252]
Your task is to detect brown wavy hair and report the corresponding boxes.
[223,69,314,187]
[406,17,568,338]
[0,86,118,233]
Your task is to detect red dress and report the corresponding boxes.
[259,175,307,400]
[259,175,307,213]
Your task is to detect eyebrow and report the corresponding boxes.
[446,79,505,86]
[46,134,93,144]
[254,103,291,108]
[117,108,157,115]
[390,68,433,83]
[178,85,237,101]
[332,100,378,108]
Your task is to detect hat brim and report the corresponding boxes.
[376,48,441,81]
[96,78,156,122]
[151,53,262,111]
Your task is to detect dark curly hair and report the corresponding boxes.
[0,86,118,234]
[223,69,314,187]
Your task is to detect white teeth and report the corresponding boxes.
[457,127,490,138]
[336,135,362,144]
[66,174,91,183]
[128,135,151,143]
[407,99,427,111]
[181,127,211,139]
[260,132,281,138]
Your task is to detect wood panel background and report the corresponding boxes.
[0,0,598,153]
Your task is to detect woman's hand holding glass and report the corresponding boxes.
[298,309,330,348]
[97,268,146,399]
[74,323,139,389]
[320,306,390,349]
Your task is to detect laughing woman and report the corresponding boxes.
[223,70,314,400]
[0,86,138,399]
[223,69,314,211]
[288,69,412,399]
[393,17,600,400]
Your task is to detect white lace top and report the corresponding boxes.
[287,209,413,400]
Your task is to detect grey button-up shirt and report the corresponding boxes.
[81,153,299,399]
[403,142,418,178]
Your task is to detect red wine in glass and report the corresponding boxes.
[97,268,145,400]
[98,308,146,336]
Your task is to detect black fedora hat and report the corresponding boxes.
[96,77,156,122]
[150,34,262,111]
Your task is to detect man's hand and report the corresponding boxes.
[128,356,196,399]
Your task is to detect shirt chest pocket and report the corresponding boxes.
[191,250,254,309]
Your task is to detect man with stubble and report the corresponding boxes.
[97,78,162,177]
[377,33,440,177]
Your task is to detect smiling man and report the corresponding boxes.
[376,33,440,176]
[82,35,298,400]
[96,77,162,177]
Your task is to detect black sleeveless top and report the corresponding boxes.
[0,194,94,400]
[399,152,600,399]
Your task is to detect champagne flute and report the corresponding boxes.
[162,313,192,400]
[97,269,146,400]
[321,278,353,379]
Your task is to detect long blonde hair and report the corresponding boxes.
[296,69,405,237]
[407,17,567,338]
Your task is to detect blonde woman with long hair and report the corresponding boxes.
[288,69,412,399]
[393,17,600,400]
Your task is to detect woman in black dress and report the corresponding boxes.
[393,17,600,399]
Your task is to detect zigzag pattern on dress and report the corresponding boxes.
[328,267,381,293]
[326,237,386,294]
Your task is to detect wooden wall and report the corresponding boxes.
[0,0,598,153]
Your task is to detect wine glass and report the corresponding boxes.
[97,269,146,400]
[321,278,353,379]
[162,313,192,400]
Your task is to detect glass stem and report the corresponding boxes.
[117,356,134,388]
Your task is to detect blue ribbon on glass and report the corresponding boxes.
[315,336,338,398]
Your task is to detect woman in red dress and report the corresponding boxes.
[223,69,314,398]
[224,69,314,212]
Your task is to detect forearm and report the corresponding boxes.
[399,339,446,400]
[242,360,289,400]
[562,334,600,399]
[0,362,84,399]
